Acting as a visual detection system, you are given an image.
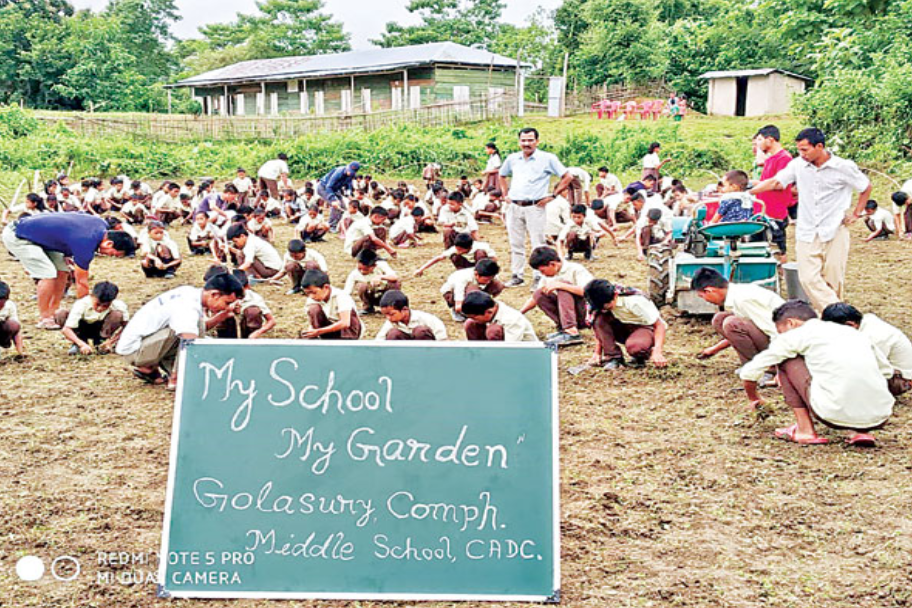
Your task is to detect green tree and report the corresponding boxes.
[373,0,506,49]
[105,0,180,78]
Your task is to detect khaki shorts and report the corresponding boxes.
[120,327,180,374]
[2,223,69,280]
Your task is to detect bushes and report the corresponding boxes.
[0,105,38,139]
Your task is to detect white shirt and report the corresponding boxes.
[599,173,623,195]
[389,215,416,241]
[559,215,604,241]
[545,196,571,236]
[491,302,538,342]
[0,300,18,323]
[867,207,895,233]
[774,153,870,242]
[233,176,253,193]
[740,319,893,429]
[612,295,661,326]
[724,283,785,338]
[442,241,495,262]
[65,297,129,328]
[258,159,290,180]
[437,206,478,233]
[343,217,377,255]
[499,150,568,201]
[375,310,448,341]
[239,289,271,315]
[635,196,673,235]
[283,249,327,272]
[189,222,219,242]
[142,235,181,259]
[343,261,397,294]
[116,286,204,355]
[542,262,593,290]
[441,268,479,302]
[242,235,282,271]
[568,167,591,192]
[860,314,912,380]
[305,287,363,337]
[642,152,661,170]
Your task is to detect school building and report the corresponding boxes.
[699,68,813,117]
[168,42,523,117]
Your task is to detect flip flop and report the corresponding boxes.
[774,424,829,445]
[846,433,877,448]
[132,368,165,385]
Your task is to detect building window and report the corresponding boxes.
[287,80,299,93]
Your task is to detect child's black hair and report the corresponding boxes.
[411,206,425,217]
[379,290,409,310]
[591,199,605,211]
[691,267,728,291]
[571,204,587,215]
[584,279,616,311]
[203,265,228,281]
[92,281,119,303]
[454,232,474,250]
[287,239,306,253]
[369,206,389,218]
[529,246,560,269]
[865,200,878,210]
[646,208,663,221]
[821,302,864,326]
[226,224,248,240]
[301,269,330,289]
[475,258,500,277]
[105,231,137,257]
[461,291,496,316]
[357,249,379,267]
[0,281,10,301]
[447,191,465,204]
[723,170,750,191]
[231,268,249,288]
[204,272,245,298]
[772,300,817,323]
[892,191,908,207]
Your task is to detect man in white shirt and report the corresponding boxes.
[751,128,872,311]
[116,273,244,389]
[498,127,574,288]
[740,300,893,447]
[692,267,784,371]
[822,303,912,396]
[375,290,448,341]
[257,153,290,199]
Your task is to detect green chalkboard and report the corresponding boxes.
[158,340,559,601]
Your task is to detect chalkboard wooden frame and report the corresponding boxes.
[158,340,560,602]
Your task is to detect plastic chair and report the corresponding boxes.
[623,100,637,120]
[651,100,664,120]
[638,101,651,120]
[608,100,621,119]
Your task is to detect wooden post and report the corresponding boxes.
[167,89,172,114]
[350,75,355,114]
[403,69,409,110]
[561,52,569,117]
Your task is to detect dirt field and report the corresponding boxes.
[2,177,912,608]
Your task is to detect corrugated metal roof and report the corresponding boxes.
[699,68,814,82]
[171,42,524,88]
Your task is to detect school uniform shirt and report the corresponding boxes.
[258,159,290,180]
[740,319,893,429]
[442,241,495,263]
[437,206,478,233]
[153,193,180,213]
[859,314,912,380]
[0,300,19,323]
[283,249,328,272]
[375,310,448,341]
[264,197,284,214]
[774,154,870,243]
[604,193,626,212]
[724,283,785,338]
[305,286,363,337]
[568,167,592,192]
[491,302,538,342]
[867,207,896,232]
[189,222,219,242]
[642,153,661,171]
[116,286,204,355]
[440,268,480,302]
[65,296,129,328]
[248,217,273,234]
[599,173,623,195]
[240,289,271,315]
[343,217,379,255]
[142,236,181,259]
[389,215,416,241]
[717,193,756,222]
[542,262,594,290]
[545,196,571,236]
[120,222,138,240]
[612,295,661,327]
[469,192,489,213]
[83,187,100,206]
[106,187,127,202]
[343,261,397,293]
[242,234,282,271]
[635,197,673,235]
[559,215,603,242]
[485,154,502,174]
[233,177,253,193]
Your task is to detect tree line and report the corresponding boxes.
[0,0,909,161]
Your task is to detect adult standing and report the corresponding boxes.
[257,153,290,199]
[641,142,671,190]
[753,125,796,261]
[482,143,502,191]
[116,273,244,390]
[318,161,361,232]
[752,128,872,312]
[2,212,107,329]
[498,127,573,288]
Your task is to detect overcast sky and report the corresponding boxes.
[69,0,560,48]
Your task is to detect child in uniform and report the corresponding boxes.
[389,207,423,248]
[740,300,894,446]
[890,190,912,239]
[521,246,593,347]
[558,204,607,261]
[300,269,363,340]
[862,200,895,241]
[0,281,24,357]
[297,204,329,242]
[414,232,497,275]
[461,291,537,342]
[343,206,398,259]
[375,290,448,341]
[343,249,401,315]
[226,224,283,279]
[140,221,182,278]
[274,239,328,295]
[437,192,479,249]
[440,259,504,321]
[247,207,275,242]
[692,267,784,379]
[584,279,668,370]
[822,303,912,396]
[55,281,129,355]
[214,270,276,339]
[187,211,220,257]
[233,168,253,206]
